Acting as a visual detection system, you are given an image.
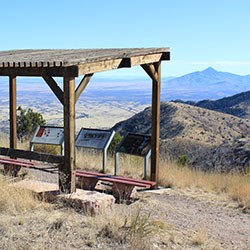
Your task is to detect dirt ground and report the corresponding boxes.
[133,188,250,249]
[2,166,250,250]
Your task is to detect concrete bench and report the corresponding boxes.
[75,169,157,200]
[0,157,35,176]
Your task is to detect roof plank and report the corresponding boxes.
[0,48,170,76]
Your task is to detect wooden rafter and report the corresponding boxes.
[75,73,93,102]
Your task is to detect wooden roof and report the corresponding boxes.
[0,48,170,77]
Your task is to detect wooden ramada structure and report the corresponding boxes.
[0,48,170,193]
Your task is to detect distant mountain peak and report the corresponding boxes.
[202,67,217,73]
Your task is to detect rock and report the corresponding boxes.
[57,189,115,215]
[11,180,115,215]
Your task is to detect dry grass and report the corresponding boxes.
[0,133,9,147]
[75,149,250,211]
[76,150,250,211]
[159,160,250,210]
[1,134,250,211]
[192,228,208,246]
[0,175,41,215]
[76,149,145,178]
[0,178,162,250]
[0,134,29,150]
[1,135,250,248]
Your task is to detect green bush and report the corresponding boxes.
[176,154,190,167]
[108,132,123,155]
[17,106,46,141]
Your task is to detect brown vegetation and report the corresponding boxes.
[1,135,250,249]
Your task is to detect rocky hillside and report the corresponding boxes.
[195,90,250,119]
[113,102,250,171]
[174,90,250,119]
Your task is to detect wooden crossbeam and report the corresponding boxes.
[130,53,162,67]
[0,147,64,164]
[78,58,124,75]
[42,75,64,105]
[75,73,93,102]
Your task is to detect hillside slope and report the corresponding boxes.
[174,90,250,119]
[195,90,250,119]
[113,102,250,171]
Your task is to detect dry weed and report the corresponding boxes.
[0,133,9,147]
[76,149,145,178]
[229,180,250,210]
[159,160,250,211]
[0,175,41,215]
[192,228,208,246]
[33,144,61,155]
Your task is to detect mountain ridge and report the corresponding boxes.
[173,90,250,119]
[163,67,250,101]
[113,101,250,171]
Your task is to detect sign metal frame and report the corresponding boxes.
[115,132,151,179]
[75,128,115,173]
[30,125,64,155]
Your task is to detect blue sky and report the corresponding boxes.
[1,0,250,77]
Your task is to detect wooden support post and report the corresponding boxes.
[9,76,17,149]
[61,76,76,193]
[151,62,161,183]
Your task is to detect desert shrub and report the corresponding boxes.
[176,154,190,167]
[108,132,123,155]
[17,106,46,141]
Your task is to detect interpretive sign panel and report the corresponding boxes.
[75,128,114,149]
[31,126,64,145]
[116,133,151,157]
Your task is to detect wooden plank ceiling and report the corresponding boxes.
[0,48,170,76]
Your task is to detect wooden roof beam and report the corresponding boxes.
[0,66,79,77]
[129,53,162,67]
[78,58,124,75]
[77,52,169,75]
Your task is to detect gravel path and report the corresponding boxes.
[138,189,250,249]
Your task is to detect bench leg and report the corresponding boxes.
[77,177,98,190]
[112,183,135,201]
[3,164,21,177]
